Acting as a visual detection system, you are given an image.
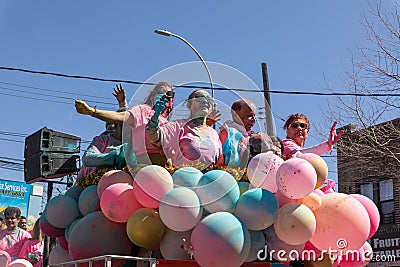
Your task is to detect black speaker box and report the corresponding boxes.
[24,127,81,158]
[24,152,80,184]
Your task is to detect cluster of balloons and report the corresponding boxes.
[39,152,379,267]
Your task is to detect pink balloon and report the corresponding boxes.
[320,179,336,194]
[337,246,366,267]
[133,165,173,208]
[247,152,283,193]
[0,250,11,266]
[8,259,33,267]
[57,235,69,251]
[350,194,380,239]
[276,158,317,199]
[68,211,131,267]
[301,192,322,211]
[309,193,370,252]
[301,241,322,260]
[362,241,373,266]
[274,190,301,208]
[48,245,73,267]
[100,183,143,223]
[97,170,133,198]
[39,213,65,238]
[296,153,328,188]
[313,189,324,196]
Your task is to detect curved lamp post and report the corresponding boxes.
[154,29,214,98]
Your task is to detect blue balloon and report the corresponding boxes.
[172,167,203,189]
[196,170,240,213]
[65,186,84,202]
[191,212,251,267]
[78,185,100,216]
[45,195,80,229]
[234,188,278,230]
[246,230,266,262]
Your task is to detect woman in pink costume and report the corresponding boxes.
[19,219,43,267]
[75,82,174,166]
[282,113,344,160]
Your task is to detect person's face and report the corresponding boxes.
[189,96,212,117]
[18,218,27,230]
[235,104,256,132]
[105,122,115,131]
[152,87,173,105]
[112,124,123,140]
[286,119,309,146]
[5,213,20,230]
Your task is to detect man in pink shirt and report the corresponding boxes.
[0,207,31,261]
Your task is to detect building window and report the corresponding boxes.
[360,183,373,200]
[359,179,394,225]
[379,179,394,224]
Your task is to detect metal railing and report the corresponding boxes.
[48,254,158,267]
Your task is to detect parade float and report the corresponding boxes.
[37,151,379,267]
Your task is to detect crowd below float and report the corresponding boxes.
[0,82,380,267]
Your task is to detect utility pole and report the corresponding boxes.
[261,62,275,136]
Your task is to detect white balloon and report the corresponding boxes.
[159,187,203,231]
[247,152,283,193]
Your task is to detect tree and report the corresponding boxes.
[325,1,400,177]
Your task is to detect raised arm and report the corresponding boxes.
[75,99,127,124]
[146,98,168,146]
[327,121,344,149]
[113,83,128,109]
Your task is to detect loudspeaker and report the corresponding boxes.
[24,127,81,158]
[24,152,80,184]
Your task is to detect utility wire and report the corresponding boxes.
[0,137,24,143]
[0,86,114,106]
[0,156,24,162]
[0,81,116,101]
[1,66,400,97]
[0,130,92,144]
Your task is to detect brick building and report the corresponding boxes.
[337,118,400,266]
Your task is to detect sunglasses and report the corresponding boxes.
[161,90,175,101]
[290,122,308,129]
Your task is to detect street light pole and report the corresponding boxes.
[154,29,214,98]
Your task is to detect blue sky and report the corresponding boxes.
[0,1,397,184]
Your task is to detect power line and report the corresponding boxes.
[0,130,92,144]
[0,159,24,172]
[0,85,114,106]
[0,81,116,101]
[2,66,400,97]
[0,156,24,162]
[0,84,118,108]
[0,137,24,143]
